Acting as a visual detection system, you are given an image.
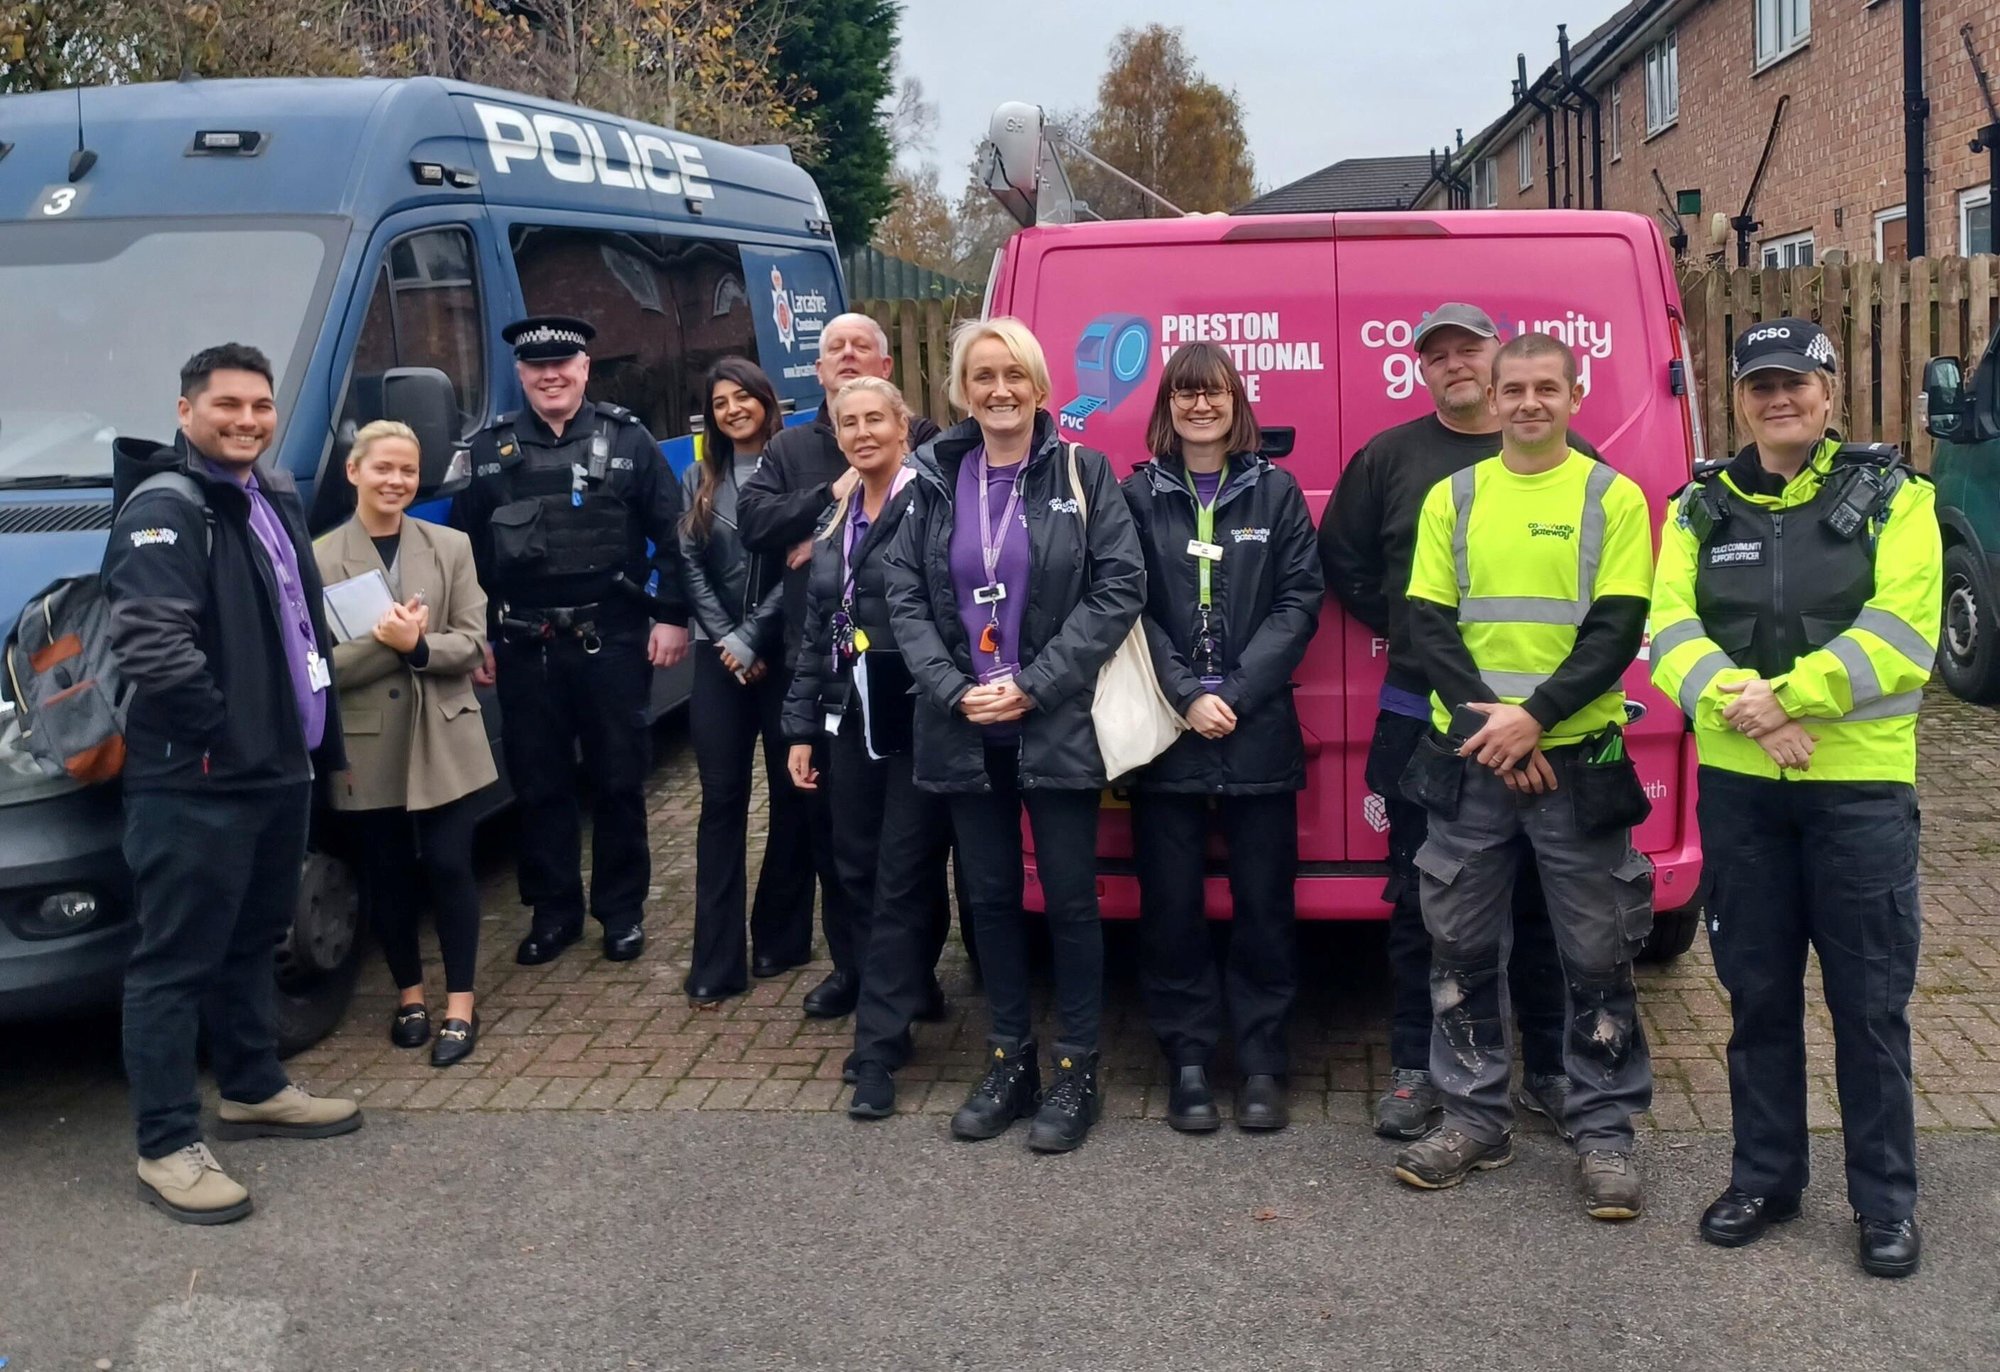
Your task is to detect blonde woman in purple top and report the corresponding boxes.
[882,318,1145,1153]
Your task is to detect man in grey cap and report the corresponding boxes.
[1320,302,1595,1143]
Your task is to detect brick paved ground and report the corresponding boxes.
[280,688,2000,1130]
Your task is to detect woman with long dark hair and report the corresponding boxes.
[679,358,817,1003]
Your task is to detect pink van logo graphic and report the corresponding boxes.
[770,266,796,351]
[1058,313,1152,432]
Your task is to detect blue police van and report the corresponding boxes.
[0,76,845,1048]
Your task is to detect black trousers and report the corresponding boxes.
[495,630,651,933]
[349,792,484,994]
[686,650,817,992]
[1368,708,1565,1076]
[949,745,1104,1054]
[1131,791,1299,1076]
[122,782,308,1158]
[829,721,954,1071]
[1699,767,1922,1220]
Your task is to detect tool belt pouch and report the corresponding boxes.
[489,500,549,575]
[1571,733,1652,837]
[1398,731,1465,821]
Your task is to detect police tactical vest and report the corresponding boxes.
[1685,447,1902,682]
[488,408,637,591]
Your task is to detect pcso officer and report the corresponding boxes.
[453,316,690,965]
[1650,318,1941,1278]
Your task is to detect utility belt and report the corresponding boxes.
[1399,721,1650,836]
[498,601,629,653]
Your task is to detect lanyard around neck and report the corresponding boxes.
[1184,468,1220,608]
[976,449,1026,596]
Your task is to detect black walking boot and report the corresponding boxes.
[1165,1065,1220,1133]
[950,1037,1041,1140]
[1027,1049,1101,1154]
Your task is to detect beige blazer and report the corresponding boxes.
[313,517,497,812]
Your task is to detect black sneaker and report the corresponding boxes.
[1516,1071,1575,1143]
[848,1063,896,1120]
[1374,1068,1440,1140]
[950,1037,1040,1140]
[1392,1127,1515,1189]
[1027,1049,1101,1153]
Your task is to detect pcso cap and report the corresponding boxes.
[1412,303,1500,350]
[504,315,595,363]
[1731,316,1837,379]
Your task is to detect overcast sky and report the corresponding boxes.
[895,0,1627,193]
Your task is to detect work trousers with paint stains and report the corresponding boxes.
[1414,744,1655,1150]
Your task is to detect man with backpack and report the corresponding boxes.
[100,343,360,1225]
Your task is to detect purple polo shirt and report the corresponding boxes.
[208,461,326,751]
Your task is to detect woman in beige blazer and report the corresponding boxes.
[316,421,498,1067]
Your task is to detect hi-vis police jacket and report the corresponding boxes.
[1648,438,1942,784]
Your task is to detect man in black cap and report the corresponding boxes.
[452,315,689,965]
[1321,302,1594,1143]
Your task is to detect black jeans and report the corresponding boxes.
[1699,768,1922,1220]
[687,650,817,992]
[349,792,485,994]
[832,728,954,1071]
[1131,791,1298,1076]
[122,782,309,1158]
[1368,709,1564,1076]
[948,745,1104,1053]
[495,630,651,933]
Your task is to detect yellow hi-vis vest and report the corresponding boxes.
[1649,439,1941,784]
[1406,449,1655,746]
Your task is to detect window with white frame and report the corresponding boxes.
[1963,187,1994,254]
[1468,156,1499,208]
[1761,231,1814,268]
[1518,130,1534,190]
[1756,0,1810,69]
[1645,31,1679,135]
[1874,206,1907,263]
[1610,83,1623,161]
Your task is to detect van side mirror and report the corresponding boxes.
[380,367,461,493]
[1921,356,1970,443]
[1258,426,1296,460]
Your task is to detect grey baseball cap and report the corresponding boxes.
[1412,303,1500,349]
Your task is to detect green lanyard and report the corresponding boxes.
[1185,471,1218,608]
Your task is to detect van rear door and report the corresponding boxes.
[1010,218,1349,862]
[1329,212,1689,869]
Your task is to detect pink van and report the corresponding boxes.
[990,209,1707,960]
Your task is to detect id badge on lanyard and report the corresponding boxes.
[975,451,1025,667]
[1186,472,1224,680]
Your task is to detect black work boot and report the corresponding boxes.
[1027,1048,1101,1154]
[950,1037,1041,1141]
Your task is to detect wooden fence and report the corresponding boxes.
[863,256,2000,468]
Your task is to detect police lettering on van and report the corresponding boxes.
[473,101,715,199]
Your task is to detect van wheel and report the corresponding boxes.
[272,851,364,1057]
[1940,543,2000,702]
[1639,907,1700,964]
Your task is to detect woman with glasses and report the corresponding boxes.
[1120,344,1322,1132]
[883,317,1145,1153]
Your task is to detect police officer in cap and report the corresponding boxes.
[1650,317,1941,1277]
[454,315,690,965]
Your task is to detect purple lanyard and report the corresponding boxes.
[975,450,1025,612]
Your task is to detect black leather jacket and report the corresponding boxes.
[677,453,785,667]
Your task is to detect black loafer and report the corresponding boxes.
[686,982,744,1007]
[913,976,949,1023]
[1166,1065,1221,1133]
[752,954,806,979]
[1235,1074,1290,1131]
[430,1015,479,1068]
[802,969,860,1018]
[390,1005,431,1049]
[602,925,646,962]
[1856,1215,1921,1278]
[1699,1186,1801,1248]
[515,924,582,966]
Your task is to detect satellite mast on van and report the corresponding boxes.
[979,101,1187,227]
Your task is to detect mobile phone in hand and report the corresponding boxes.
[1447,704,1489,749]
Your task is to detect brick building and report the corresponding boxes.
[1414,0,2000,265]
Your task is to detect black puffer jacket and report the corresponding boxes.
[882,413,1145,793]
[676,455,784,667]
[102,435,346,791]
[781,475,917,743]
[1121,452,1323,794]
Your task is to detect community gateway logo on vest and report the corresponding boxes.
[1527,521,1576,540]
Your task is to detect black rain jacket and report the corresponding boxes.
[781,475,917,743]
[1120,452,1322,794]
[882,413,1145,794]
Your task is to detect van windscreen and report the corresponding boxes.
[0,219,341,485]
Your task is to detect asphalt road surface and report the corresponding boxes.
[3,1093,1996,1372]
